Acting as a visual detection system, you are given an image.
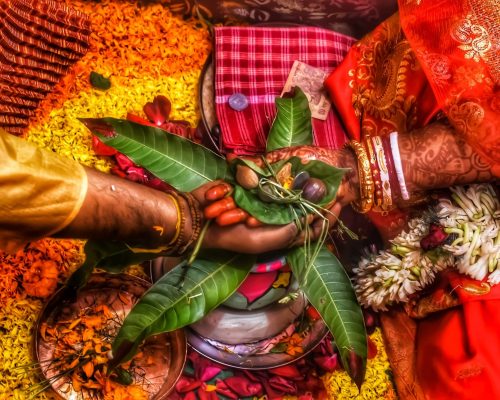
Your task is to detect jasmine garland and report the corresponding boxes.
[354,184,499,311]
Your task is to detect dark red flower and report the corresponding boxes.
[420,223,449,251]
[367,337,378,359]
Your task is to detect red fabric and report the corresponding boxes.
[398,0,500,176]
[215,26,355,155]
[417,273,500,400]
[324,6,500,400]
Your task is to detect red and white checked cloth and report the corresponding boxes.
[214,26,355,155]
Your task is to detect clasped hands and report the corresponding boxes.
[191,145,359,254]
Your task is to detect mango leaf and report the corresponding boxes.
[80,118,232,191]
[110,251,255,367]
[287,246,367,388]
[233,157,347,224]
[64,240,163,297]
[233,185,299,225]
[266,87,313,152]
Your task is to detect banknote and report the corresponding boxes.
[281,60,331,120]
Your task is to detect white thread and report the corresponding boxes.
[389,132,410,201]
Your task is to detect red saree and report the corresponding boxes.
[325,1,499,399]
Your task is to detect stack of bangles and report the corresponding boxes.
[164,191,203,255]
[347,132,410,213]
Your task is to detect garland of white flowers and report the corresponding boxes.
[354,184,499,311]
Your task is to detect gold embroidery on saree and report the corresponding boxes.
[417,51,451,87]
[350,15,419,135]
[451,14,492,63]
[448,99,485,135]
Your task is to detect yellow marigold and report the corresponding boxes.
[322,328,396,400]
[0,295,57,400]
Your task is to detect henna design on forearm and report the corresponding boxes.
[399,122,494,194]
[266,145,360,205]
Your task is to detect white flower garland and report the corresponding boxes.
[354,184,499,311]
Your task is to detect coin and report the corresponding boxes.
[228,93,249,111]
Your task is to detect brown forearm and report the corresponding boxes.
[398,122,494,195]
[56,168,184,247]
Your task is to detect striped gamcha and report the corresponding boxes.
[0,0,90,135]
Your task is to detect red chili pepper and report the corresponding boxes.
[306,306,321,321]
[204,197,236,219]
[205,183,232,201]
[245,216,263,228]
[216,209,248,226]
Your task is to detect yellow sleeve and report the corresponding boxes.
[0,129,88,252]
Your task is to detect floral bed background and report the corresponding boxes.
[0,1,396,398]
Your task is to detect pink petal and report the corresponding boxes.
[176,376,201,393]
[314,354,339,372]
[215,380,239,399]
[92,135,117,156]
[269,376,297,394]
[195,356,225,382]
[269,365,301,378]
[223,376,262,396]
[126,166,149,183]
[114,153,136,171]
[237,271,279,303]
[143,95,171,126]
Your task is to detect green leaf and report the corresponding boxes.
[233,157,347,224]
[266,87,313,152]
[287,246,367,388]
[80,118,232,191]
[111,251,255,367]
[233,185,298,225]
[89,71,111,90]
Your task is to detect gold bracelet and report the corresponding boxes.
[177,192,203,255]
[165,193,182,247]
[346,140,374,213]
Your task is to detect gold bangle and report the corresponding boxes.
[164,192,182,247]
[347,140,374,213]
